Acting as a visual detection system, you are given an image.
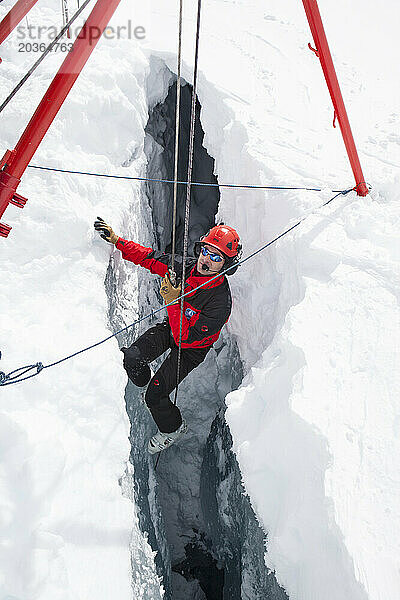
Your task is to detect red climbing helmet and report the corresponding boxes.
[199,225,241,258]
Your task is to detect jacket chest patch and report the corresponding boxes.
[185,307,197,321]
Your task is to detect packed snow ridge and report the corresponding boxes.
[1,1,400,599]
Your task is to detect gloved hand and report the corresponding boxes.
[159,274,181,305]
[94,216,119,244]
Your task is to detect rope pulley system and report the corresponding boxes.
[0,0,368,238]
[0,0,371,392]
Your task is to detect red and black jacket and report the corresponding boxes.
[116,237,232,349]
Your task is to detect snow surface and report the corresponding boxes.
[1,0,400,599]
[0,1,162,598]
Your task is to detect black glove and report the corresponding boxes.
[94,217,118,244]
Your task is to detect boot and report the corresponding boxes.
[148,420,188,454]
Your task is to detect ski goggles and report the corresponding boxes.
[200,245,224,262]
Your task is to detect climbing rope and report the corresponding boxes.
[0,0,93,115]
[0,186,355,388]
[26,164,347,192]
[173,0,203,418]
[170,0,184,282]
[61,0,71,39]
[0,363,44,386]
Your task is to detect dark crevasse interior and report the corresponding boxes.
[143,79,220,254]
[107,69,289,599]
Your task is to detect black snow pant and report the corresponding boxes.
[123,321,210,433]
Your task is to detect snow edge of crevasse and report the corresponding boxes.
[146,52,377,600]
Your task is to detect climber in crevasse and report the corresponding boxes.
[94,217,242,454]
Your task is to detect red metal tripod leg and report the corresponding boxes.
[0,0,40,46]
[0,0,121,238]
[302,0,368,196]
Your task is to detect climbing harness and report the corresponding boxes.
[0,186,357,389]
[0,0,93,115]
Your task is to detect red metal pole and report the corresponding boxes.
[0,0,121,237]
[0,0,40,46]
[302,0,368,196]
